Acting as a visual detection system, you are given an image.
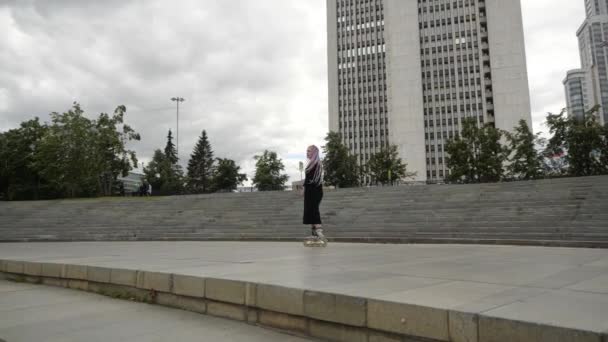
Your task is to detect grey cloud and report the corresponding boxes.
[1,0,586,183]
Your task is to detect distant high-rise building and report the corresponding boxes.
[564,0,608,124]
[563,69,589,121]
[327,0,532,183]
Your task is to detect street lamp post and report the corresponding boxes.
[170,97,185,157]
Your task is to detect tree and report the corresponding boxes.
[445,117,508,183]
[92,105,140,196]
[164,130,178,165]
[187,130,215,193]
[143,149,183,195]
[32,103,140,198]
[212,158,248,192]
[366,144,416,185]
[545,106,608,176]
[252,150,289,191]
[35,103,99,197]
[0,118,52,200]
[322,131,359,188]
[505,119,544,180]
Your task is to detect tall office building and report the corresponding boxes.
[327,0,532,183]
[565,0,608,125]
[563,69,589,121]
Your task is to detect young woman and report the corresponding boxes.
[303,145,325,240]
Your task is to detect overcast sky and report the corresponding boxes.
[0,0,586,185]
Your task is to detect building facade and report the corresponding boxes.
[327,0,532,183]
[563,69,589,121]
[565,0,608,124]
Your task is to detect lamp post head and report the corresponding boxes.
[171,97,185,102]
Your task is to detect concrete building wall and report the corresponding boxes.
[563,69,588,121]
[485,0,532,132]
[327,0,531,183]
[384,0,427,183]
[576,15,608,125]
[327,0,340,133]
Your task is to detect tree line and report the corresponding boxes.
[0,103,292,200]
[315,107,608,187]
[2,103,607,200]
[444,106,608,183]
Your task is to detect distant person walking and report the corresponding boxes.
[303,145,325,240]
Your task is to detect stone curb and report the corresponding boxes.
[0,258,604,342]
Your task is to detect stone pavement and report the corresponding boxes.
[1,242,608,341]
[0,279,313,342]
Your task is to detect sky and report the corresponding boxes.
[0,0,587,185]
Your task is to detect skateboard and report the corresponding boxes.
[303,236,328,247]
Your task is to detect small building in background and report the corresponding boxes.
[118,172,144,195]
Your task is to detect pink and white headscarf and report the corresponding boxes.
[306,145,323,185]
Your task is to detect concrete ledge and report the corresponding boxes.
[155,292,207,314]
[40,262,63,278]
[304,291,366,327]
[205,278,246,304]
[172,274,205,298]
[207,300,247,321]
[449,311,478,342]
[257,284,304,316]
[136,271,172,292]
[310,319,368,342]
[367,299,449,341]
[258,309,308,334]
[23,261,42,276]
[64,264,87,280]
[478,316,603,342]
[110,268,137,287]
[5,260,24,274]
[87,266,111,283]
[1,258,606,342]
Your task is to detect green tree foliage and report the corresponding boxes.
[252,150,289,191]
[212,158,247,192]
[32,103,140,198]
[143,149,184,196]
[445,117,508,183]
[187,130,215,193]
[93,105,140,196]
[0,118,52,200]
[366,144,416,185]
[322,131,360,188]
[164,130,178,165]
[545,106,608,176]
[505,119,544,180]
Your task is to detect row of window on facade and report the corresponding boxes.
[421,30,478,45]
[338,73,386,85]
[338,105,386,117]
[347,141,389,155]
[342,129,390,139]
[337,1,383,16]
[337,19,385,32]
[418,0,479,11]
[422,52,480,66]
[419,13,479,30]
[425,103,488,115]
[424,91,484,102]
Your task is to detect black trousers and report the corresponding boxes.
[303,185,323,225]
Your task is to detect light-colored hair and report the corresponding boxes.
[306,145,323,185]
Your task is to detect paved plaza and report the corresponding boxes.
[1,241,608,339]
[0,279,313,341]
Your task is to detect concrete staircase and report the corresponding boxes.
[1,176,607,247]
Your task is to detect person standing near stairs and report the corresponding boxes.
[303,145,326,241]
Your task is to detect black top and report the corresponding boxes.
[304,164,321,187]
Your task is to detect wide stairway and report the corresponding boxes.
[1,176,607,247]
